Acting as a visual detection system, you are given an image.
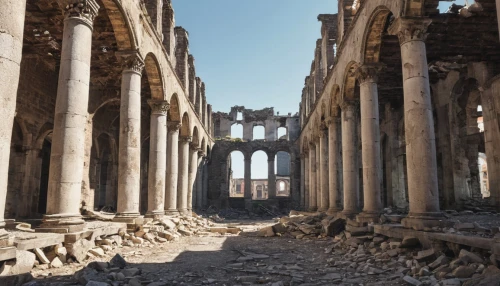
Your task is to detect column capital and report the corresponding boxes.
[148,100,170,116]
[117,51,145,74]
[180,136,193,143]
[325,116,340,127]
[64,0,100,25]
[355,63,386,84]
[388,17,432,46]
[167,121,181,131]
[340,100,359,112]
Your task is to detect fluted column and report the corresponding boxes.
[115,52,145,221]
[177,135,192,215]
[268,156,276,199]
[318,129,329,212]
[389,18,444,229]
[146,100,170,218]
[187,145,200,215]
[42,0,99,232]
[308,143,317,211]
[300,154,306,209]
[165,122,181,214]
[195,152,205,209]
[0,0,27,228]
[304,152,310,210]
[342,102,360,216]
[356,64,384,222]
[327,115,342,214]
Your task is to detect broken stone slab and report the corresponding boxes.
[15,223,34,233]
[69,239,95,263]
[323,218,346,237]
[402,275,422,286]
[452,265,476,278]
[88,248,105,257]
[0,233,15,248]
[50,257,63,268]
[400,237,420,248]
[110,254,127,269]
[158,218,177,230]
[258,226,275,237]
[415,249,436,263]
[177,229,193,236]
[428,255,449,269]
[209,227,241,235]
[87,261,109,272]
[272,223,288,234]
[459,249,484,264]
[10,250,36,275]
[33,248,50,264]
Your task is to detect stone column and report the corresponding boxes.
[304,153,310,210]
[356,64,384,222]
[195,152,205,209]
[268,156,276,199]
[327,116,342,214]
[308,143,317,211]
[165,123,181,214]
[318,129,329,212]
[315,141,321,208]
[202,162,209,207]
[244,157,252,199]
[0,0,26,228]
[342,102,360,216]
[300,154,306,209]
[41,0,99,232]
[187,145,200,215]
[115,52,145,221]
[177,135,192,215]
[389,18,444,229]
[146,100,169,218]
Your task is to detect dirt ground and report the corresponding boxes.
[28,219,409,286]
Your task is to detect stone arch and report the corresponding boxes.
[181,112,191,137]
[168,93,181,122]
[362,6,393,64]
[192,126,200,148]
[144,53,165,100]
[341,61,360,102]
[35,122,54,150]
[100,0,137,50]
[330,85,341,117]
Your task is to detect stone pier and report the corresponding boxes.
[177,136,192,215]
[165,123,181,214]
[342,102,359,216]
[327,116,341,214]
[318,129,329,212]
[308,143,317,211]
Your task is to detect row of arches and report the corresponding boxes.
[230,125,288,141]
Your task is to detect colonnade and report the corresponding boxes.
[0,0,209,231]
[301,18,444,229]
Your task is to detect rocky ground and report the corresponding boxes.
[2,211,500,286]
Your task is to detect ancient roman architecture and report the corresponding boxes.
[0,0,213,232]
[299,0,500,230]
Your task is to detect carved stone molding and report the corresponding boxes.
[65,0,100,24]
[340,100,359,112]
[167,122,181,131]
[388,17,432,46]
[118,52,145,74]
[180,136,193,143]
[148,100,170,116]
[355,63,386,84]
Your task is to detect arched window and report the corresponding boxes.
[236,112,243,121]
[251,151,268,200]
[231,123,243,139]
[277,127,287,140]
[229,151,245,198]
[253,125,265,140]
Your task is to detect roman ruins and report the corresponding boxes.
[2,0,500,285]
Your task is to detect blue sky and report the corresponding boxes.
[172,0,467,179]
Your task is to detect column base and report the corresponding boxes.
[113,212,143,224]
[308,206,318,212]
[401,212,451,231]
[37,214,85,234]
[178,209,190,216]
[144,211,165,220]
[0,220,6,229]
[341,209,359,219]
[356,211,381,224]
[317,207,329,213]
[326,207,342,215]
[165,209,179,216]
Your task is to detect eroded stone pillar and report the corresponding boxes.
[315,140,321,209]
[165,123,181,214]
[268,157,276,199]
[177,135,192,215]
[42,1,99,232]
[356,64,384,222]
[115,52,145,221]
[202,162,208,207]
[308,143,317,211]
[318,129,329,212]
[389,18,443,229]
[244,157,252,200]
[342,102,360,216]
[304,152,310,210]
[146,100,169,218]
[300,154,306,209]
[187,145,200,215]
[327,116,342,214]
[195,152,205,209]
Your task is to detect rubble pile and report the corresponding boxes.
[0,214,236,281]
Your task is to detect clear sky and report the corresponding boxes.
[172,0,468,179]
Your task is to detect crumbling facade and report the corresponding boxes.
[299,0,500,230]
[0,0,214,234]
[208,107,300,211]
